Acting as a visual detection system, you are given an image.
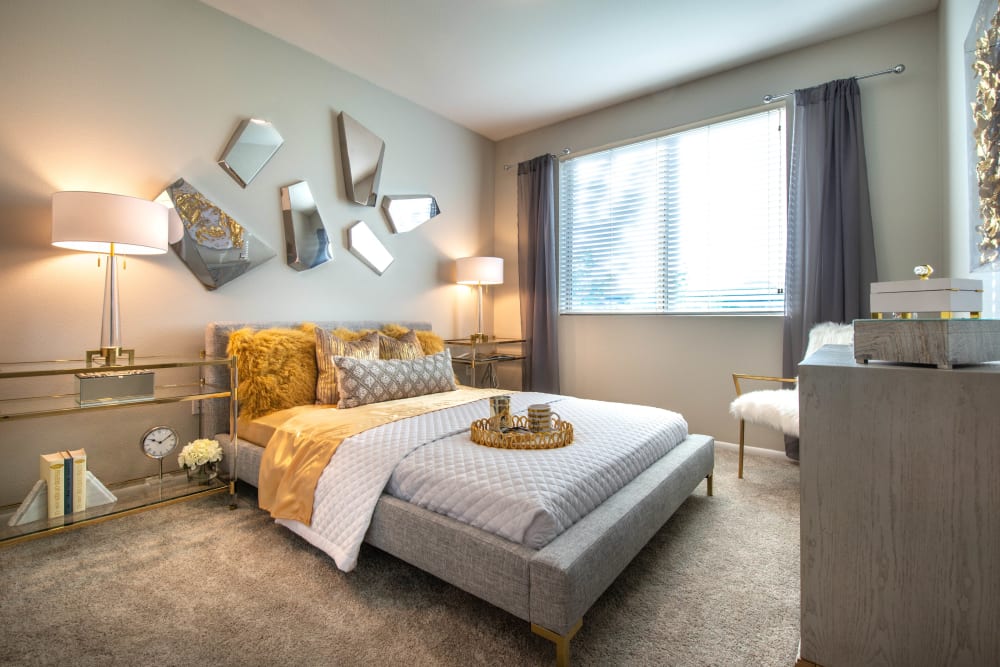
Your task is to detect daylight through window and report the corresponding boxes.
[558,106,787,314]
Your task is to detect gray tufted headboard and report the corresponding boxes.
[201,320,433,438]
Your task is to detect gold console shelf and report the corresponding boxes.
[0,354,238,546]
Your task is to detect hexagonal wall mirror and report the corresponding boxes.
[280,180,332,271]
[381,195,440,233]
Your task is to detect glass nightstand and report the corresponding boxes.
[444,337,526,389]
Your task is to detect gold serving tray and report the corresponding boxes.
[470,415,574,450]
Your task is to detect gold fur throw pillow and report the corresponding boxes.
[328,327,374,342]
[314,328,380,404]
[226,326,318,420]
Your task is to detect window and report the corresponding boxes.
[558,106,787,314]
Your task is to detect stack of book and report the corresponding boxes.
[38,449,87,518]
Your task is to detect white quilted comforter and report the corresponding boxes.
[278,391,688,571]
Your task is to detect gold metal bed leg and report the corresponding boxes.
[531,618,582,667]
[738,419,745,479]
[706,473,713,496]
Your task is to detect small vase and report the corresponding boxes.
[186,462,218,485]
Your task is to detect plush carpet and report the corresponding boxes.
[0,447,800,666]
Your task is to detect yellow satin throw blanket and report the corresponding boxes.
[258,387,509,525]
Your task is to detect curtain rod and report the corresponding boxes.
[503,148,571,171]
[762,63,905,104]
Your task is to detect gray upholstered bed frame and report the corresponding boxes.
[202,321,714,666]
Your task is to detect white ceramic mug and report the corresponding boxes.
[528,404,557,432]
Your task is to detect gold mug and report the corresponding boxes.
[489,395,511,431]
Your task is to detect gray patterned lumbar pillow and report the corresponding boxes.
[333,350,456,408]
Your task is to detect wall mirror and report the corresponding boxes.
[156,178,275,290]
[280,180,332,271]
[347,220,393,274]
[218,118,284,188]
[381,194,441,233]
[338,112,385,206]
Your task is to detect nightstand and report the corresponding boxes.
[445,337,526,389]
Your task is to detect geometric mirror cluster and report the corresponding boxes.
[280,180,332,271]
[170,109,435,283]
[381,194,440,233]
[155,178,275,290]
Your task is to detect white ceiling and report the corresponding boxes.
[200,0,938,141]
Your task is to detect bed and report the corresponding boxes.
[202,320,714,666]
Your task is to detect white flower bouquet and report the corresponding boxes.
[177,438,223,469]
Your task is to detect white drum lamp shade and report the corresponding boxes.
[456,256,503,286]
[456,256,503,340]
[52,191,169,254]
[51,191,169,365]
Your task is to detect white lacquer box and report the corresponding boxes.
[869,277,983,318]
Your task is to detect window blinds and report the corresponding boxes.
[559,107,787,314]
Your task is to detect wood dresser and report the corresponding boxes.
[797,345,999,666]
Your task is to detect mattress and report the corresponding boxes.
[385,392,688,548]
[222,389,689,569]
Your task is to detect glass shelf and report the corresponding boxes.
[443,337,526,347]
[444,338,526,388]
[0,355,231,378]
[0,469,231,546]
[0,356,234,421]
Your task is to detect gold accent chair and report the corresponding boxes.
[730,322,854,478]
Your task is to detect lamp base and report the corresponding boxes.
[86,346,136,367]
[469,333,489,343]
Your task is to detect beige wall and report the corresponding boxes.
[941,0,1000,316]
[0,0,494,504]
[494,12,943,453]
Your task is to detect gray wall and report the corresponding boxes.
[0,0,494,504]
[493,12,943,453]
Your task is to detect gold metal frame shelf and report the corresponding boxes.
[470,415,573,450]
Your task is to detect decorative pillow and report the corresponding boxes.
[334,350,456,408]
[379,323,446,355]
[414,330,445,355]
[378,329,423,360]
[315,329,380,404]
[329,327,374,342]
[226,326,318,420]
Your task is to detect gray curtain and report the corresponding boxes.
[783,78,878,459]
[517,154,560,393]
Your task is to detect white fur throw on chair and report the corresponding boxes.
[729,388,801,437]
[729,321,854,443]
[802,321,855,360]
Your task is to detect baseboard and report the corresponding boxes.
[714,440,794,462]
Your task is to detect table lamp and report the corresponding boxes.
[51,191,169,366]
[456,256,503,343]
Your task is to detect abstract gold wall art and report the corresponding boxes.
[967,0,1000,270]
